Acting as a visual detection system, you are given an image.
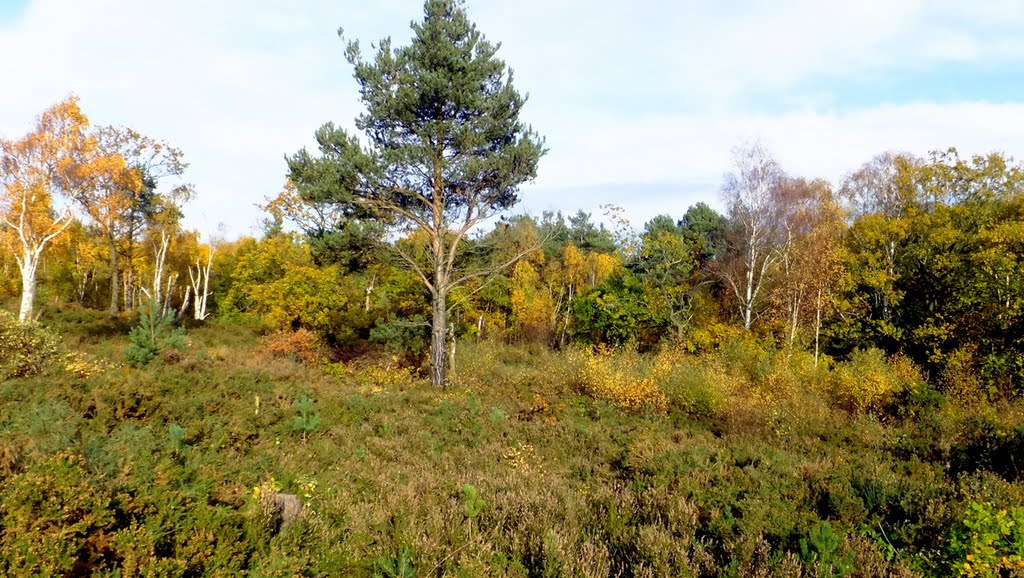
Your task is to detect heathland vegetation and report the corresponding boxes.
[2,1,1024,576]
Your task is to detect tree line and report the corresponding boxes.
[0,97,210,325]
[3,0,1024,402]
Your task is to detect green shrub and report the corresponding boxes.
[0,453,118,576]
[125,300,187,366]
[167,423,188,453]
[0,311,61,379]
[572,273,662,349]
[374,546,417,578]
[290,395,322,440]
[799,521,855,577]
[655,353,725,421]
[946,501,1024,576]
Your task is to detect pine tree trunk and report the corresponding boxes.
[430,287,447,389]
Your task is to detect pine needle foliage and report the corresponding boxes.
[125,300,186,366]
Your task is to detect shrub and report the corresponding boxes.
[945,502,1024,576]
[656,353,725,421]
[125,300,187,367]
[940,345,993,406]
[570,347,668,413]
[257,328,328,365]
[290,395,322,440]
[798,521,855,577]
[681,321,745,354]
[0,453,118,576]
[572,273,662,349]
[828,349,922,414]
[0,311,61,379]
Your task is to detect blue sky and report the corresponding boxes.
[0,0,25,21]
[1,0,1023,238]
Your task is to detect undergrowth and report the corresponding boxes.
[0,311,1022,576]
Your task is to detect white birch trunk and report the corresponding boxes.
[152,230,170,307]
[17,250,40,323]
[188,248,213,321]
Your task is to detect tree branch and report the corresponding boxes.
[387,242,435,294]
[447,232,544,291]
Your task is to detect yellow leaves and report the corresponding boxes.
[570,347,668,414]
[0,97,96,262]
[511,260,555,343]
[825,349,921,414]
[503,443,544,475]
[560,242,586,286]
[587,252,621,287]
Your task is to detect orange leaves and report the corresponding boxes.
[0,96,94,254]
[1,97,103,321]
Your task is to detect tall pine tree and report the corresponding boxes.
[288,0,544,387]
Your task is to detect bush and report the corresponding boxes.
[0,453,118,576]
[570,347,668,413]
[125,300,188,367]
[656,353,725,421]
[945,501,1024,576]
[828,349,922,414]
[289,395,323,440]
[572,273,662,350]
[257,328,328,365]
[0,310,61,379]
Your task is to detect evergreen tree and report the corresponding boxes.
[288,0,544,388]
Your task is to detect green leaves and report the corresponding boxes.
[290,395,323,440]
[829,150,1024,397]
[292,0,543,222]
[461,483,484,519]
[125,300,186,367]
[946,502,1024,576]
[288,0,546,387]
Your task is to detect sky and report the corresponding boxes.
[1,0,1023,238]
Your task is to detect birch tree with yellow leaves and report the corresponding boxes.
[77,126,190,315]
[0,97,113,323]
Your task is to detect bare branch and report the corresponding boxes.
[447,232,545,291]
[387,242,435,294]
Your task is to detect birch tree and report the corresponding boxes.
[720,143,785,331]
[0,98,109,322]
[77,126,188,315]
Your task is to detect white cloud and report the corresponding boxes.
[0,0,1022,238]
[520,101,1024,229]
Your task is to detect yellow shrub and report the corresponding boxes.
[327,356,418,390]
[682,322,745,354]
[828,349,921,413]
[63,353,115,378]
[571,348,668,414]
[939,345,986,407]
[361,363,416,388]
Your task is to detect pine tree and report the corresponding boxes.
[288,0,544,388]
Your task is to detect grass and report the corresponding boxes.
[0,310,1023,576]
